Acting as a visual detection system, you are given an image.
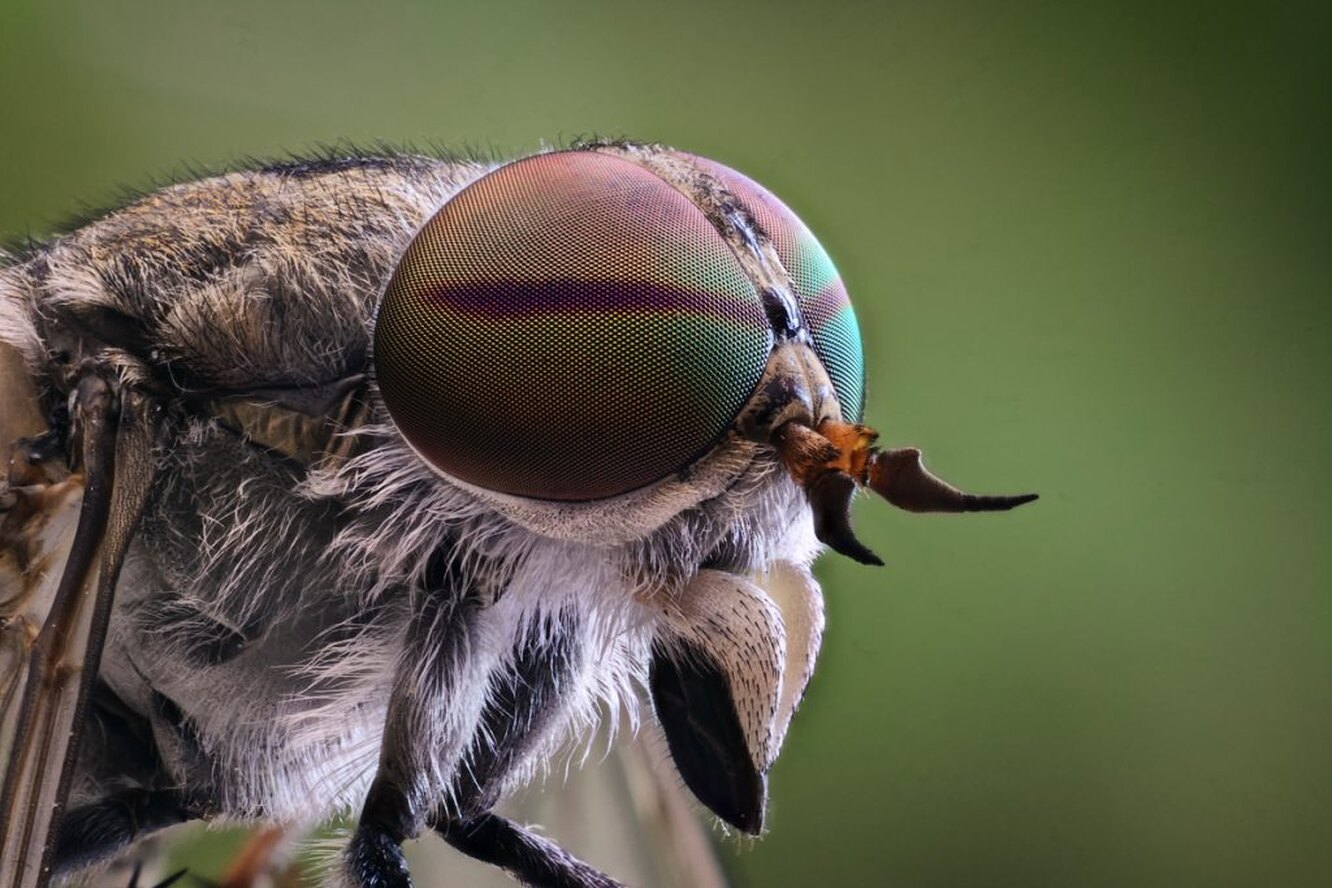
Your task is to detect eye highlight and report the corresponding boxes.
[686,157,867,423]
[374,151,772,502]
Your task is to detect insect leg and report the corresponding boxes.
[50,788,189,876]
[343,778,415,888]
[436,813,623,888]
[428,609,624,887]
[47,683,193,876]
[436,609,578,821]
[0,377,163,888]
[343,555,486,888]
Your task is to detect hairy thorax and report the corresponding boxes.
[88,395,813,822]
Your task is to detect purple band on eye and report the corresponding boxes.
[419,280,745,319]
[374,151,772,501]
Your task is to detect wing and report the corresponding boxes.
[0,341,83,887]
[0,342,164,888]
[0,342,73,813]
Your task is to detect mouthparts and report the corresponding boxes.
[771,419,1038,566]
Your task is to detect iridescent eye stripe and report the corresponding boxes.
[417,280,748,319]
[801,280,854,329]
[780,227,841,300]
[685,156,867,422]
[374,151,772,501]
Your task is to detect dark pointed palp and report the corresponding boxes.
[806,470,883,566]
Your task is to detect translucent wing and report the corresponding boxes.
[0,342,56,765]
[0,342,163,888]
[0,341,82,888]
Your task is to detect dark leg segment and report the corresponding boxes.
[343,774,418,888]
[51,789,188,876]
[430,609,624,887]
[344,551,482,888]
[49,682,195,877]
[347,558,621,888]
[436,813,624,888]
[440,609,577,820]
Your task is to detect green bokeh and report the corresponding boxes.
[2,1,1327,885]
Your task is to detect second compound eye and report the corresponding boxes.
[373,151,773,502]
[687,157,867,424]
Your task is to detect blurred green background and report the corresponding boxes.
[2,1,1328,885]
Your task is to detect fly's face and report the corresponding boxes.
[360,145,1036,844]
[0,142,1036,888]
[371,145,1031,558]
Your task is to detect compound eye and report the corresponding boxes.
[374,152,772,502]
[689,158,866,423]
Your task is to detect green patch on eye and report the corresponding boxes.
[813,303,866,423]
[791,229,841,298]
